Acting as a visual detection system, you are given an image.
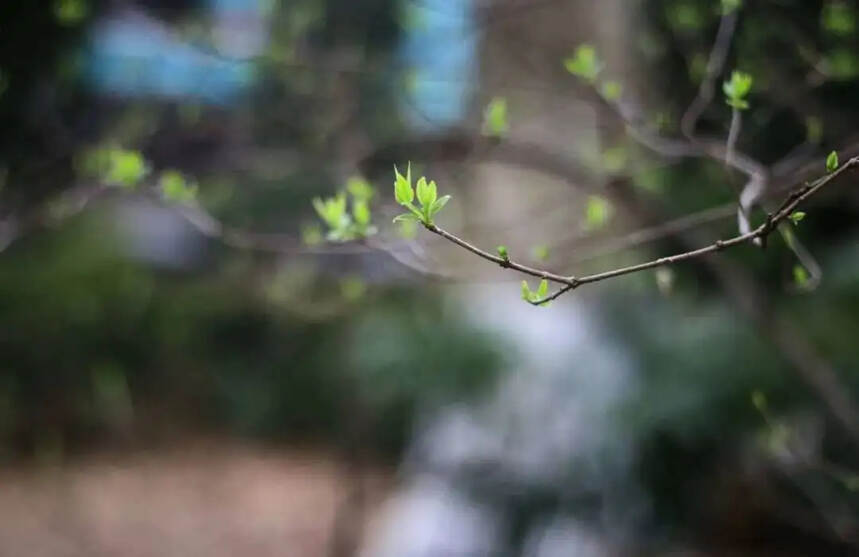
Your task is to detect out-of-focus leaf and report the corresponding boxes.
[584,195,613,231]
[793,265,810,289]
[564,44,602,83]
[54,0,88,26]
[159,170,197,204]
[346,176,375,201]
[340,275,367,302]
[482,97,509,138]
[353,199,371,226]
[102,148,148,188]
[822,2,855,35]
[600,81,623,101]
[301,224,323,246]
[532,244,550,262]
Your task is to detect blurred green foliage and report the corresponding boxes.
[482,97,509,138]
[0,213,503,459]
[0,0,502,462]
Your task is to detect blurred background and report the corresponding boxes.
[1,0,859,555]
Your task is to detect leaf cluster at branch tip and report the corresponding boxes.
[312,176,377,242]
[392,163,451,226]
[723,70,753,110]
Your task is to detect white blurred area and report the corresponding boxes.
[363,283,642,557]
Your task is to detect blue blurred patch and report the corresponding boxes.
[400,0,476,130]
[85,2,263,105]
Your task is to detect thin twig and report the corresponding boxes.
[424,223,576,286]
[422,158,858,305]
[680,9,740,138]
[725,108,742,169]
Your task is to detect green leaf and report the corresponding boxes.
[667,2,704,31]
[339,275,366,302]
[394,169,447,224]
[416,176,436,208]
[77,146,149,188]
[788,211,806,226]
[600,81,622,101]
[723,70,753,110]
[392,213,421,224]
[496,245,509,259]
[584,195,613,231]
[54,0,88,26]
[793,264,810,289]
[301,224,323,246]
[521,280,551,307]
[353,199,371,226]
[822,2,855,36]
[106,148,147,188]
[521,280,531,301]
[415,176,427,205]
[330,194,347,224]
[825,48,859,80]
[312,198,328,223]
[826,150,839,173]
[427,180,437,205]
[159,170,197,203]
[536,279,548,299]
[326,225,355,242]
[313,193,348,230]
[482,97,509,138]
[563,44,602,83]
[726,72,753,97]
[346,176,374,201]
[429,194,451,217]
[531,244,550,262]
[394,163,414,205]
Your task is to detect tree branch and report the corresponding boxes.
[680,9,740,139]
[423,222,576,286]
[420,157,859,305]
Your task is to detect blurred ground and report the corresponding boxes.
[0,441,392,557]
